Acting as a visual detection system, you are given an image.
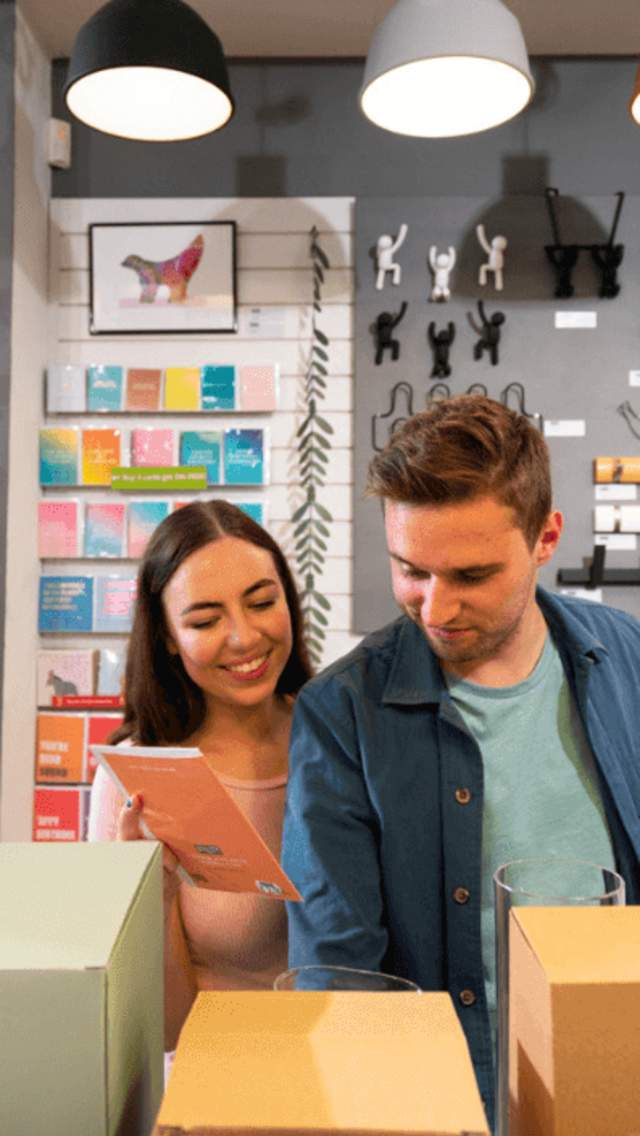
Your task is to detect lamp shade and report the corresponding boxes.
[360,0,534,138]
[64,0,234,142]
[629,64,640,125]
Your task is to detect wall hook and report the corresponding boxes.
[371,381,415,451]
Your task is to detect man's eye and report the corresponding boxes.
[459,572,491,584]
[401,565,428,579]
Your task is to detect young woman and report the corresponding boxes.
[88,501,312,1049]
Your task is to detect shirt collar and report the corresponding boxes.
[381,587,609,707]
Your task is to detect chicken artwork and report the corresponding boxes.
[121,232,204,303]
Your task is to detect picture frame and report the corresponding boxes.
[89,221,237,335]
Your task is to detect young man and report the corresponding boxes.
[282,396,640,1124]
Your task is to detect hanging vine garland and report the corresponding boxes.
[292,226,334,667]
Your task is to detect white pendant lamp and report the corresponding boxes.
[64,0,234,142]
[360,0,534,138]
[629,65,640,125]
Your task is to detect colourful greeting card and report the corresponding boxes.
[46,364,86,413]
[36,713,86,783]
[201,365,236,411]
[39,576,94,633]
[37,648,97,706]
[238,364,278,411]
[237,502,264,525]
[127,500,169,558]
[86,714,124,782]
[81,428,121,486]
[84,502,126,558]
[94,576,137,633]
[33,786,87,842]
[39,427,79,486]
[87,364,124,412]
[224,428,265,485]
[38,499,80,558]
[180,431,222,485]
[97,646,126,697]
[164,367,200,411]
[125,367,163,411]
[130,427,175,467]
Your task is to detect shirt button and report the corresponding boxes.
[455,787,472,805]
[453,886,470,904]
[459,988,476,1007]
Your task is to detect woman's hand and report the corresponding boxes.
[117,793,181,910]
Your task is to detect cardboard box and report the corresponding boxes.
[155,989,489,1136]
[0,841,164,1136]
[509,906,640,1136]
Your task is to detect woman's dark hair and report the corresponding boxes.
[111,500,313,745]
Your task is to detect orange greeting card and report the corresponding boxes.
[81,427,121,485]
[91,744,301,901]
[36,712,86,783]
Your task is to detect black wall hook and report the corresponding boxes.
[371,381,415,451]
[470,300,505,366]
[544,186,625,300]
[373,301,408,365]
[557,542,640,588]
[428,321,455,378]
[500,381,544,433]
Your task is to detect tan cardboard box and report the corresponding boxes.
[155,989,489,1136]
[509,905,640,1136]
[0,841,164,1136]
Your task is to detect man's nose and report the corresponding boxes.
[419,578,461,626]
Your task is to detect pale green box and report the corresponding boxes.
[0,841,164,1136]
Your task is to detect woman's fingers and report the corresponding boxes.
[117,793,144,841]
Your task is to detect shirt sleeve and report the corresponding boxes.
[87,762,123,842]
[282,678,389,971]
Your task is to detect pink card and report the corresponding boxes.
[130,428,175,467]
[238,365,278,411]
[38,500,79,558]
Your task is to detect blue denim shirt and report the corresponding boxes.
[283,589,640,1127]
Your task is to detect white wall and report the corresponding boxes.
[0,6,51,840]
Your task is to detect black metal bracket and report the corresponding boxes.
[557,542,640,588]
[544,187,625,299]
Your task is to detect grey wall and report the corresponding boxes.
[0,0,15,746]
[52,58,640,199]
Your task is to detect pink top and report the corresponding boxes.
[88,761,288,991]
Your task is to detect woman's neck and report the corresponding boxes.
[188,694,292,781]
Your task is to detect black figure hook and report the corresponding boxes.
[371,381,415,452]
[501,381,544,433]
[373,301,408,365]
[591,191,625,298]
[470,300,505,366]
[427,321,456,379]
[544,187,579,299]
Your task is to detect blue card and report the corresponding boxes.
[201,365,236,411]
[237,503,264,524]
[180,431,222,485]
[39,576,94,633]
[87,365,124,412]
[39,428,79,486]
[94,576,137,633]
[224,429,265,485]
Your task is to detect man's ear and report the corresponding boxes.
[535,510,564,566]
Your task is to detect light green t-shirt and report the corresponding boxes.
[445,633,616,1038]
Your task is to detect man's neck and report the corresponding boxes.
[443,603,549,689]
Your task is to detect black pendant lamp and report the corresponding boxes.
[64,0,234,142]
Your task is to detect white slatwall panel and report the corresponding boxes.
[47,198,361,666]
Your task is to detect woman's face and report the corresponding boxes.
[162,536,294,710]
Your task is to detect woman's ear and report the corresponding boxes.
[165,631,179,656]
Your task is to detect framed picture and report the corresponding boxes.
[89,221,237,335]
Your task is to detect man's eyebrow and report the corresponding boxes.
[180,577,278,616]
[388,552,502,573]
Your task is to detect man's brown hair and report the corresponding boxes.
[366,395,552,548]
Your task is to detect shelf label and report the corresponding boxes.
[594,533,637,551]
[595,484,637,501]
[544,420,586,438]
[554,311,597,329]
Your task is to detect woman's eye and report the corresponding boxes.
[251,598,276,610]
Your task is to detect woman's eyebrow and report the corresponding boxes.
[180,578,278,616]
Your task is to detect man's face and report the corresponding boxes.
[384,495,562,674]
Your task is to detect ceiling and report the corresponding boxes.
[17,0,640,61]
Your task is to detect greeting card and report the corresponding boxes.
[223,428,266,485]
[164,367,200,411]
[84,502,126,558]
[81,427,122,486]
[94,576,137,633]
[127,500,169,558]
[37,648,97,706]
[180,430,222,485]
[201,365,235,411]
[46,364,86,413]
[35,713,86,783]
[238,502,265,525]
[97,646,126,697]
[39,427,79,486]
[33,786,88,842]
[87,364,124,412]
[130,427,175,467]
[86,714,124,782]
[39,576,94,633]
[38,499,80,558]
[125,367,163,411]
[238,364,278,411]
